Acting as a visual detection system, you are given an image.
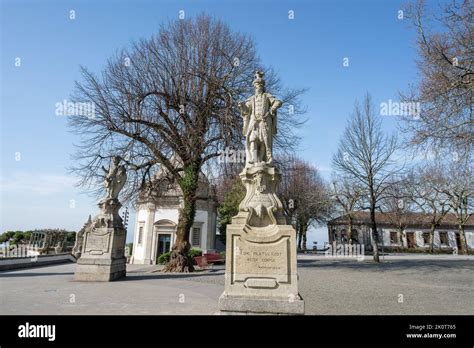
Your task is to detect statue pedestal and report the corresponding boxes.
[218,165,304,315]
[74,199,127,281]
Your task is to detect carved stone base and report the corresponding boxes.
[219,293,304,315]
[218,223,304,315]
[74,198,127,282]
[237,165,286,227]
[74,257,126,281]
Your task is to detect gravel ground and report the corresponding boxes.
[1,255,473,315]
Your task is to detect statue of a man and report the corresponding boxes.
[102,156,127,200]
[240,71,282,166]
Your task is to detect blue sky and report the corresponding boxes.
[0,0,443,244]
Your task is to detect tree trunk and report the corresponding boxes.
[348,216,353,243]
[302,226,307,251]
[399,228,405,248]
[163,162,200,272]
[430,224,436,253]
[370,205,380,263]
[459,225,468,255]
[297,224,303,251]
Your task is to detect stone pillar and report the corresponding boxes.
[74,199,127,281]
[218,164,304,315]
[142,203,156,265]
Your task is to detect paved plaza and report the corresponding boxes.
[1,254,473,315]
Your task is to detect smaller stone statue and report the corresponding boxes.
[102,156,127,201]
[74,157,128,280]
[72,215,91,258]
[54,239,65,254]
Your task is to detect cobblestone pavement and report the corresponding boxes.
[1,254,473,314]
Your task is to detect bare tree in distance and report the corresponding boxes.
[400,0,473,158]
[278,156,333,250]
[331,176,363,243]
[407,165,451,253]
[333,93,401,262]
[440,161,473,254]
[69,15,306,272]
[379,175,416,249]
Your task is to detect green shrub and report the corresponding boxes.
[188,248,202,265]
[188,248,202,258]
[157,252,171,265]
[157,249,203,265]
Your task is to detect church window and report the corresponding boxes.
[192,227,201,247]
[138,226,144,245]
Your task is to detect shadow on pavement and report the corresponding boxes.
[0,272,74,278]
[125,270,224,281]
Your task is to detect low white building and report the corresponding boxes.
[130,171,217,265]
[327,212,474,252]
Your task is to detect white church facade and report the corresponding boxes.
[130,172,217,265]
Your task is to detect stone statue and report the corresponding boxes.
[54,239,65,254]
[239,71,282,166]
[219,72,304,314]
[75,157,128,281]
[102,156,127,200]
[234,71,286,227]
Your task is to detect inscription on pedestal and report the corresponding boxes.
[232,236,289,283]
[84,231,111,254]
[249,194,273,205]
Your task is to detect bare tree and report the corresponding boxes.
[379,176,416,248]
[279,156,332,250]
[331,176,363,243]
[401,0,473,156]
[441,161,473,254]
[69,15,305,272]
[333,93,400,262]
[408,165,451,253]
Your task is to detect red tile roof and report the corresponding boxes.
[328,211,474,228]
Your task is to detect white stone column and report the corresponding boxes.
[150,228,157,264]
[143,203,156,264]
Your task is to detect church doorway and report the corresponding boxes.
[406,232,416,248]
[157,234,171,255]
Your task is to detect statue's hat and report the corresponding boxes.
[253,71,265,87]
